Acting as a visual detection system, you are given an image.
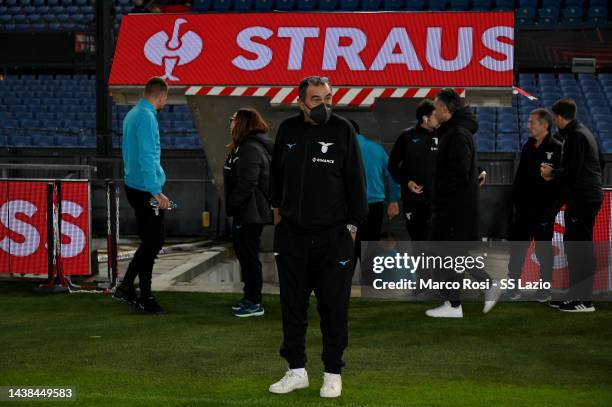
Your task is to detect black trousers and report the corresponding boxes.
[564,201,601,301]
[354,202,384,264]
[274,221,355,374]
[122,185,165,298]
[232,222,264,304]
[507,209,556,285]
[429,215,489,306]
[403,201,432,241]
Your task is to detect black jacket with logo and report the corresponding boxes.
[388,125,438,207]
[431,107,480,241]
[223,133,273,225]
[270,112,368,230]
[552,120,604,204]
[512,133,563,218]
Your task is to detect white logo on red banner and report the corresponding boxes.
[144,18,204,81]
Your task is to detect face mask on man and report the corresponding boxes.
[305,102,332,125]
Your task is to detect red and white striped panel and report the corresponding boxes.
[184,86,466,107]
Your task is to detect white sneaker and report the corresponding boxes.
[320,372,342,398]
[483,280,502,314]
[425,301,463,318]
[269,369,309,394]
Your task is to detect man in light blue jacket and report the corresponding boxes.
[113,77,170,314]
[350,120,401,265]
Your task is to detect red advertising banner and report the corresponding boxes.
[109,12,514,87]
[0,180,90,276]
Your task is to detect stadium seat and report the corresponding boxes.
[362,0,380,10]
[404,0,424,10]
[297,0,317,10]
[192,0,212,11]
[472,0,492,10]
[31,134,55,147]
[339,0,359,9]
[276,0,295,9]
[518,0,536,7]
[382,0,403,10]
[539,6,559,19]
[319,0,338,10]
[516,7,536,19]
[234,0,253,10]
[428,0,447,11]
[213,0,233,11]
[449,0,470,10]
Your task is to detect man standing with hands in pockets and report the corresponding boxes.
[269,76,368,398]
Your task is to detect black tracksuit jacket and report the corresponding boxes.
[270,112,368,230]
[388,125,439,207]
[431,107,480,241]
[552,120,605,204]
[223,133,274,225]
[512,133,563,218]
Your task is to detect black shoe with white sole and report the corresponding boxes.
[138,295,166,315]
[559,301,595,313]
[113,284,138,305]
[548,300,564,309]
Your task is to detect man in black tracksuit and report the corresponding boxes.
[269,77,368,397]
[388,99,440,241]
[425,89,499,318]
[541,99,605,312]
[507,109,563,301]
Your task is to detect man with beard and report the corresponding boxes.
[425,89,500,318]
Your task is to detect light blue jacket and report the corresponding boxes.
[357,134,401,204]
[122,99,166,195]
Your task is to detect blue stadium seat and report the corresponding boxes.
[516,7,536,19]
[79,135,96,148]
[562,6,584,24]
[160,136,174,149]
[234,0,253,10]
[275,0,295,9]
[8,135,33,147]
[472,0,492,10]
[477,139,495,152]
[339,0,360,10]
[518,0,536,7]
[449,0,470,10]
[382,0,403,10]
[55,135,79,147]
[213,0,233,11]
[297,0,317,10]
[404,0,424,10]
[254,0,273,9]
[362,0,380,10]
[31,134,55,147]
[428,0,447,10]
[589,0,607,6]
[539,6,559,18]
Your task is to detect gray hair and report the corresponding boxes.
[298,76,331,101]
[531,108,554,131]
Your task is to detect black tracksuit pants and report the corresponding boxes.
[564,201,601,301]
[274,220,355,374]
[507,209,556,285]
[122,185,165,298]
[232,222,264,305]
[403,201,432,241]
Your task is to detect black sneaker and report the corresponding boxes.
[505,288,521,300]
[138,295,165,315]
[535,289,552,303]
[548,300,565,309]
[559,301,595,313]
[113,284,138,305]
